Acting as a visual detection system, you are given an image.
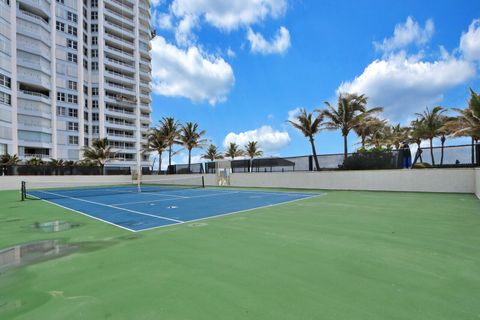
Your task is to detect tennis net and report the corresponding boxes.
[21,176,205,200]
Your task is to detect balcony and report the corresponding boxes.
[17,57,51,76]
[104,69,136,86]
[18,0,50,17]
[18,90,51,104]
[105,81,135,97]
[104,7,134,28]
[17,67,51,89]
[17,100,51,119]
[104,19,134,34]
[17,39,51,60]
[105,32,135,50]
[105,45,135,62]
[16,20,51,45]
[104,57,136,73]
[105,107,135,119]
[108,0,133,11]
[17,9,50,29]
[104,93,137,107]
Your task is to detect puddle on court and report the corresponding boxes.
[0,240,78,271]
[32,220,80,233]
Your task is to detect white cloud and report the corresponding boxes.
[175,14,199,46]
[170,0,287,31]
[374,17,434,54]
[151,36,235,105]
[153,10,174,30]
[226,48,236,58]
[338,53,476,122]
[247,26,291,55]
[287,107,302,122]
[460,19,480,61]
[223,126,291,152]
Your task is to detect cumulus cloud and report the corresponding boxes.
[170,0,287,31]
[460,19,480,61]
[247,26,291,55]
[151,36,235,105]
[374,16,434,54]
[338,53,475,121]
[338,17,479,123]
[223,126,291,152]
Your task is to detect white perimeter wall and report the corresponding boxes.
[0,170,478,196]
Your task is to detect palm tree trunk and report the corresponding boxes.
[168,145,172,166]
[361,136,365,148]
[343,135,348,161]
[158,151,162,174]
[471,137,475,165]
[417,142,423,163]
[440,136,445,166]
[188,149,192,173]
[309,137,320,171]
[429,138,435,166]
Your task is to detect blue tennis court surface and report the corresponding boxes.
[27,186,318,232]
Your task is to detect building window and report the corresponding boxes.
[68,81,77,90]
[67,12,78,23]
[67,53,78,63]
[83,60,88,69]
[92,125,99,134]
[91,62,98,70]
[92,100,99,109]
[67,39,78,50]
[92,113,99,121]
[56,21,65,32]
[0,92,11,105]
[57,92,65,102]
[83,86,88,95]
[91,0,98,7]
[67,94,78,104]
[56,0,64,4]
[91,36,98,45]
[91,24,98,33]
[0,74,11,88]
[92,88,98,96]
[69,136,79,145]
[57,106,67,116]
[68,108,78,118]
[91,12,98,20]
[68,122,79,131]
[91,49,98,58]
[68,25,77,36]
[84,111,89,120]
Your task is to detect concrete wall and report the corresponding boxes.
[0,169,477,195]
[229,169,475,194]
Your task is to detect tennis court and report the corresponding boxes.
[22,177,318,232]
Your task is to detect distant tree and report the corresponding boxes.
[82,138,114,174]
[414,106,446,166]
[49,159,65,167]
[322,93,383,160]
[0,153,20,165]
[353,116,386,148]
[288,108,324,170]
[201,144,224,161]
[409,119,427,163]
[179,122,207,172]
[245,141,263,159]
[145,128,168,173]
[224,142,244,160]
[159,117,180,167]
[26,157,44,166]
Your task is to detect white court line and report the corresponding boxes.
[114,191,240,206]
[138,193,325,232]
[26,193,137,232]
[32,190,184,224]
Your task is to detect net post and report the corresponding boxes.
[21,181,25,201]
[201,176,205,188]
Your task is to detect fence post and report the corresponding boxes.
[476,144,480,166]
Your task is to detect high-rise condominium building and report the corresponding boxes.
[0,0,152,168]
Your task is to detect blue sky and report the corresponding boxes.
[149,0,480,166]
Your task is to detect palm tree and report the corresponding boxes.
[450,88,480,164]
[245,141,263,159]
[201,144,224,161]
[26,157,44,166]
[82,138,114,174]
[353,116,386,148]
[410,119,426,163]
[288,108,324,170]
[0,153,20,165]
[159,117,180,167]
[321,93,383,160]
[224,142,244,160]
[414,106,446,166]
[178,122,207,172]
[49,159,65,167]
[145,128,168,173]
[390,124,410,150]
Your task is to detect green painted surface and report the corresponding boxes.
[1,189,479,319]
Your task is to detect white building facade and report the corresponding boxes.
[0,0,152,168]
